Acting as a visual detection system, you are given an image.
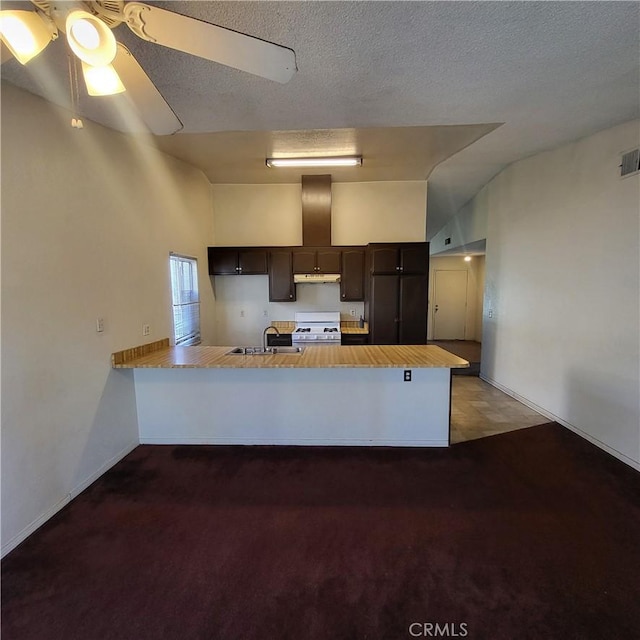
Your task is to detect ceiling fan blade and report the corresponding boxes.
[123,2,297,84]
[112,42,183,135]
[1,41,13,64]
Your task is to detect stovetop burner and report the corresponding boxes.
[292,312,342,344]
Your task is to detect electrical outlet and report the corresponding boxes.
[404,370,412,382]
[96,317,104,333]
[263,309,268,317]
[488,309,493,318]
[240,309,245,318]
[142,324,150,336]
[350,309,356,316]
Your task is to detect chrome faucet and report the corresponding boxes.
[263,326,280,352]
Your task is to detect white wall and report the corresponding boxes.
[211,180,427,247]
[212,184,302,246]
[475,256,485,341]
[1,85,215,554]
[210,180,426,344]
[429,191,488,255]
[332,181,427,244]
[477,120,639,469]
[212,277,364,346]
[427,255,484,341]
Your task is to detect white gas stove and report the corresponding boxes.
[292,312,341,346]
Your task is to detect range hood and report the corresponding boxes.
[295,175,340,283]
[294,273,341,284]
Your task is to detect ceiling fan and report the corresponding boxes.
[0,1,297,134]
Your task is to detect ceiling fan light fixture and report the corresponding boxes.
[81,60,125,96]
[66,10,116,67]
[266,156,362,168]
[71,19,100,50]
[0,10,56,65]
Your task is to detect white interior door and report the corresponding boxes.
[433,270,468,339]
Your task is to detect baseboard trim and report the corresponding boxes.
[480,374,640,472]
[140,437,449,448]
[1,439,139,558]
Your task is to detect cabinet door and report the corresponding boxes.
[369,275,399,344]
[369,245,399,274]
[399,274,428,344]
[292,249,317,274]
[340,248,365,301]
[208,248,238,275]
[269,251,296,302]
[316,249,341,273]
[238,249,268,275]
[399,244,429,274]
[341,334,368,345]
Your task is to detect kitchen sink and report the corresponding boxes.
[270,346,304,354]
[225,346,304,355]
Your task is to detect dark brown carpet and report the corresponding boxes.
[3,423,640,640]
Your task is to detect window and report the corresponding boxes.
[169,254,201,346]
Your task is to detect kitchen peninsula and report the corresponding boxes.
[113,340,468,447]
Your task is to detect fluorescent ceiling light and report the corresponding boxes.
[0,10,55,65]
[266,156,362,168]
[81,61,126,96]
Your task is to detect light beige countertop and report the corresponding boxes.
[112,339,468,370]
[271,321,369,335]
[340,321,369,335]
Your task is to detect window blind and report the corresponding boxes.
[170,254,201,346]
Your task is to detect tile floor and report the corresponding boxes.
[450,376,547,444]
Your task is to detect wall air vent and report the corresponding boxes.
[620,148,640,178]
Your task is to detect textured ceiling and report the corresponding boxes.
[2,1,638,239]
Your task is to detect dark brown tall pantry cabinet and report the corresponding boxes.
[366,243,429,344]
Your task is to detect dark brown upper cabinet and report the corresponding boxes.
[292,248,341,274]
[268,250,296,302]
[340,247,365,301]
[368,243,429,275]
[208,247,268,275]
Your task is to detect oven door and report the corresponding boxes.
[292,335,341,347]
